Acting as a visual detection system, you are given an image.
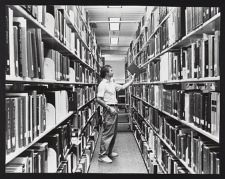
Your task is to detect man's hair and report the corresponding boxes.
[100,65,112,78]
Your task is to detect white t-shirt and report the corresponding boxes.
[97,78,123,104]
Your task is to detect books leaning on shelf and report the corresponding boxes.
[45,90,69,124]
[5,90,74,156]
[144,29,220,82]
[126,5,220,175]
[6,6,98,82]
[185,7,220,35]
[131,85,220,139]
[75,86,95,108]
[132,111,220,174]
[5,92,47,154]
[5,105,99,173]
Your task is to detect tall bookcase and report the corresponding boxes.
[125,6,220,174]
[5,5,103,173]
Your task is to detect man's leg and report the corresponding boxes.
[108,106,118,156]
[99,108,117,158]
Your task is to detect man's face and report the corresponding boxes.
[108,67,113,77]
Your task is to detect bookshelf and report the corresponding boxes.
[131,95,219,143]
[5,111,74,164]
[133,7,176,62]
[132,107,196,174]
[6,76,97,85]
[126,6,221,174]
[133,115,165,174]
[141,12,221,67]
[9,5,97,73]
[5,5,102,173]
[81,110,97,133]
[133,76,220,85]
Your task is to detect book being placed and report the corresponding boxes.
[127,62,145,76]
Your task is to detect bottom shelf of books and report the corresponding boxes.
[5,111,101,173]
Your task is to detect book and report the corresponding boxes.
[30,142,48,173]
[40,134,61,172]
[6,93,29,146]
[13,17,28,78]
[127,62,145,76]
[6,157,29,173]
[20,149,35,173]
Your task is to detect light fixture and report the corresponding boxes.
[110,37,119,45]
[109,17,120,31]
[107,6,122,8]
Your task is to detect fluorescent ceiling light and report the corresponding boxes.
[109,17,120,22]
[110,23,120,30]
[109,17,120,30]
[107,6,122,8]
[110,37,119,44]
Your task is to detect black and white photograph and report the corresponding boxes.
[1,3,223,175]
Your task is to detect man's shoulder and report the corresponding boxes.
[98,79,106,86]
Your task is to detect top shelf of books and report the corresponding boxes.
[8,5,100,71]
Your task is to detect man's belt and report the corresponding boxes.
[107,104,118,106]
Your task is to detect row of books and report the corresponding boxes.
[134,7,172,54]
[132,111,220,174]
[134,29,220,82]
[72,105,96,133]
[21,5,89,50]
[21,5,101,62]
[6,129,99,173]
[76,86,96,109]
[63,5,101,62]
[152,117,220,174]
[71,112,99,173]
[6,109,100,173]
[6,118,73,173]
[128,7,220,67]
[5,89,96,155]
[133,7,184,57]
[185,7,220,35]
[133,117,188,174]
[6,7,99,79]
[131,86,220,138]
[5,92,47,154]
[132,120,190,174]
[132,121,161,174]
[70,61,96,83]
[73,131,99,173]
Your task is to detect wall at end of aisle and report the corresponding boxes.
[103,55,125,84]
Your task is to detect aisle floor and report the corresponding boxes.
[88,131,148,173]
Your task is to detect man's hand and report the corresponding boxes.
[109,107,117,115]
[131,73,136,82]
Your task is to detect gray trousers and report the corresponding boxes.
[99,106,118,156]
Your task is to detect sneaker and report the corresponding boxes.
[109,152,119,158]
[98,155,112,163]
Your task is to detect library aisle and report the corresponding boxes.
[3,5,221,174]
[88,132,148,173]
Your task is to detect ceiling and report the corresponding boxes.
[84,6,146,56]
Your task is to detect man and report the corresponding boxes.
[96,65,135,163]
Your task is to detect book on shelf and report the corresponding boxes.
[133,111,220,174]
[6,6,97,81]
[55,124,71,159]
[30,142,49,173]
[21,5,46,26]
[56,161,68,173]
[45,90,69,124]
[6,156,29,173]
[185,7,220,35]
[13,17,28,78]
[127,62,145,77]
[40,134,61,172]
[132,84,220,139]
